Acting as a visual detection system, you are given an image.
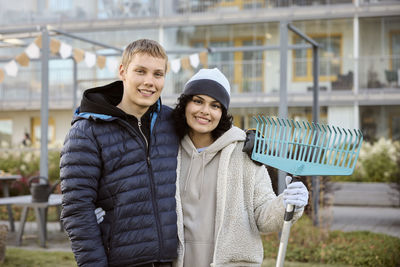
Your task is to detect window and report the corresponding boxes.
[31,117,56,146]
[390,31,400,71]
[190,37,265,93]
[293,34,342,82]
[240,39,264,93]
[0,119,12,147]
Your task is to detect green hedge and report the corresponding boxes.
[0,148,61,197]
[330,138,400,183]
[263,216,400,267]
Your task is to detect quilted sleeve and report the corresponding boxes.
[60,123,108,267]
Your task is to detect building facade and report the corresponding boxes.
[0,0,399,147]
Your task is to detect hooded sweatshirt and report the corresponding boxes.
[174,126,303,267]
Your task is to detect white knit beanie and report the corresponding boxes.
[183,68,231,109]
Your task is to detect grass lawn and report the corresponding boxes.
[2,248,76,267]
[3,248,352,267]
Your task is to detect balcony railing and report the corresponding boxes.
[1,55,399,109]
[0,0,385,26]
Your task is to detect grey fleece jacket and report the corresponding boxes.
[174,126,303,267]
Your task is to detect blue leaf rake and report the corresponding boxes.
[252,116,363,176]
[251,116,363,267]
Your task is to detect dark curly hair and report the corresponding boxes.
[172,94,233,140]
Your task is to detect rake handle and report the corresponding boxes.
[276,175,300,267]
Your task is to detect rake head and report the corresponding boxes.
[252,116,363,176]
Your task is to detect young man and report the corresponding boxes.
[60,39,179,267]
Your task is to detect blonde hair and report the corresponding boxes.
[121,39,168,70]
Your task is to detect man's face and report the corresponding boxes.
[119,53,166,115]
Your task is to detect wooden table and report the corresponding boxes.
[0,174,22,232]
[0,194,62,247]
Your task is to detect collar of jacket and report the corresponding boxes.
[72,98,162,133]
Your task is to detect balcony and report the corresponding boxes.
[0,0,398,30]
[0,55,399,110]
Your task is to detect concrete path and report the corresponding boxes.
[2,182,399,252]
[321,205,400,239]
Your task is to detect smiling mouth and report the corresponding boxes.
[138,89,155,96]
[195,116,210,124]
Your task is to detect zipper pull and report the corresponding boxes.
[138,119,141,127]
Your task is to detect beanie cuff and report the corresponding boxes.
[183,79,230,109]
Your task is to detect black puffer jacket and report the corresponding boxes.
[60,81,179,267]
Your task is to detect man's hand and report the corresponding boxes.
[283,176,309,211]
[242,129,256,158]
[95,207,105,224]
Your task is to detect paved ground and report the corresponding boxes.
[2,205,399,252]
[2,182,399,251]
[321,205,400,239]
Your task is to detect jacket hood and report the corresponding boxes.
[180,126,245,199]
[79,80,125,117]
[73,80,160,124]
[181,126,245,160]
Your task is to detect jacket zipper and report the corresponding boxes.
[137,118,163,260]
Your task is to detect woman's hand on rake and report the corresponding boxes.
[283,176,309,211]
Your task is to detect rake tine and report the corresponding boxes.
[307,122,318,162]
[293,121,302,160]
[254,116,262,154]
[271,117,279,157]
[332,127,344,166]
[267,117,274,156]
[261,116,268,155]
[279,119,287,158]
[327,126,338,165]
[311,123,322,163]
[315,124,327,164]
[288,120,297,160]
[301,121,313,162]
[342,129,354,168]
[283,119,292,159]
[297,122,306,161]
[351,129,363,169]
[337,128,349,167]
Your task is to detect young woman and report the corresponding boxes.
[171,68,309,267]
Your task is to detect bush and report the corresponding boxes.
[0,148,61,197]
[263,216,400,267]
[330,137,400,183]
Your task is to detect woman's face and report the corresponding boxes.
[185,94,223,137]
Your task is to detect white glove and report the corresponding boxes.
[95,207,105,224]
[283,176,309,211]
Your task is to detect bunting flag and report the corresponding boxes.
[181,57,191,70]
[34,35,42,49]
[59,42,72,59]
[0,69,4,83]
[4,60,18,77]
[50,39,61,54]
[106,57,119,73]
[199,51,208,66]
[189,53,200,68]
[25,43,40,59]
[84,52,96,68]
[97,55,106,69]
[170,59,181,73]
[0,33,212,84]
[15,52,30,67]
[73,48,85,63]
